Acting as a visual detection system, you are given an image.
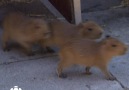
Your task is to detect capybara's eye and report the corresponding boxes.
[88,28,93,31]
[112,44,117,47]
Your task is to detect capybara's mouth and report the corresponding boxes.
[95,35,102,39]
[89,34,102,39]
[120,50,127,55]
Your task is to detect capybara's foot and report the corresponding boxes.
[85,67,92,75]
[40,49,47,54]
[3,43,11,52]
[3,47,11,52]
[27,52,35,56]
[106,76,116,81]
[58,73,67,78]
[46,47,55,53]
[84,71,92,75]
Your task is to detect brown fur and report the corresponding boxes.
[57,37,128,80]
[2,12,51,55]
[41,20,103,49]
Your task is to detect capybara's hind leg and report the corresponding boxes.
[46,46,55,53]
[19,42,34,56]
[57,60,72,78]
[98,65,116,80]
[2,33,10,51]
[84,67,92,75]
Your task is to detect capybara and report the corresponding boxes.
[57,36,128,80]
[41,20,104,52]
[2,12,51,55]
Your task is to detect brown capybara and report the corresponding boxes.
[57,36,128,80]
[41,20,103,52]
[2,12,51,56]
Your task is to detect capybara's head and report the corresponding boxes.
[32,19,52,39]
[78,21,103,39]
[101,36,128,57]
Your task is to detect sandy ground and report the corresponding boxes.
[0,3,129,90]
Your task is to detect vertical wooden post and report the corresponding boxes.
[73,0,82,24]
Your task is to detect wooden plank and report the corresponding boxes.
[73,0,82,24]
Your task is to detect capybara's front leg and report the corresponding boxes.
[46,46,55,53]
[19,42,34,56]
[2,33,10,51]
[57,61,67,78]
[85,67,92,75]
[98,65,116,80]
[57,60,73,78]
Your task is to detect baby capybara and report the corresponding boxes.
[2,12,51,55]
[57,36,127,80]
[41,20,103,52]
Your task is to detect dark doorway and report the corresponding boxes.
[49,0,75,23]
